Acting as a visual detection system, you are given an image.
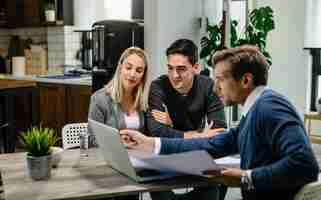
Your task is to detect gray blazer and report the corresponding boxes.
[88,88,146,134]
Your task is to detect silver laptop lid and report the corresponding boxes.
[88,119,139,181]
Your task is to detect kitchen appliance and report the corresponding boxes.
[91,20,144,92]
[75,30,92,70]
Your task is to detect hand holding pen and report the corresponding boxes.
[151,103,173,127]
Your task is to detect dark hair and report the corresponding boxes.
[166,39,198,65]
[212,45,269,86]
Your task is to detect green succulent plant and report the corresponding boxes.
[19,126,59,157]
[200,6,275,67]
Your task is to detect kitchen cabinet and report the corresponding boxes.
[38,83,91,139]
[3,0,73,28]
[0,1,7,27]
[66,85,91,123]
[39,83,66,136]
[6,0,42,28]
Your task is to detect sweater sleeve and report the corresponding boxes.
[146,80,184,138]
[160,128,239,158]
[88,94,106,124]
[251,98,319,190]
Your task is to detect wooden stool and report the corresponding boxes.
[304,112,321,144]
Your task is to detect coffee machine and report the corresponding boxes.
[91,20,144,92]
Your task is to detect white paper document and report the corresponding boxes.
[130,150,222,176]
[215,156,240,168]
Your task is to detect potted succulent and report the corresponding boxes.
[44,0,56,22]
[316,97,321,114]
[19,126,59,180]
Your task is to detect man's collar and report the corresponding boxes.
[242,86,268,117]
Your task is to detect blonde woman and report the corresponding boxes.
[89,47,150,134]
[88,47,150,200]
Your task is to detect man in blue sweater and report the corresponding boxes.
[121,45,319,200]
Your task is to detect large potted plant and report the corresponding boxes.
[200,6,275,69]
[19,126,59,180]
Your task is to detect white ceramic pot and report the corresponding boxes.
[45,10,56,22]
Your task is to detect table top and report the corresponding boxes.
[0,149,215,200]
[0,79,36,90]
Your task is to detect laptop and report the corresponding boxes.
[88,119,179,182]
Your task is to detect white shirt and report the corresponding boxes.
[124,112,140,130]
[241,86,268,117]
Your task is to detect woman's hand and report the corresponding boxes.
[151,109,173,127]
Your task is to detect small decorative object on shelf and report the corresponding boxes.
[44,0,56,22]
[19,125,59,180]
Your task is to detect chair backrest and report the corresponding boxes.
[62,123,88,149]
[294,175,321,200]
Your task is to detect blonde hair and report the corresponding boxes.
[105,47,150,111]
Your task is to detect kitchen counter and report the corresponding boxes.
[0,74,92,86]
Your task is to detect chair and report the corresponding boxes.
[62,123,88,149]
[294,175,321,200]
[304,112,321,144]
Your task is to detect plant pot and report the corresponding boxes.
[45,10,56,22]
[317,103,321,114]
[26,155,52,180]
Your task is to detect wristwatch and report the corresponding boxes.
[241,170,254,191]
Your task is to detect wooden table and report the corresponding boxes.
[0,79,39,153]
[0,149,219,200]
[304,112,321,144]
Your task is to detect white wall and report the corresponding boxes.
[257,0,308,114]
[145,0,202,79]
[73,0,97,30]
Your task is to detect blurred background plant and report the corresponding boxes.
[200,6,275,70]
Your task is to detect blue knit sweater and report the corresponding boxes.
[160,89,319,200]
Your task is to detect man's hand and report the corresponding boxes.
[151,109,173,127]
[120,129,155,153]
[196,127,226,138]
[203,167,243,187]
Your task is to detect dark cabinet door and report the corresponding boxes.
[5,0,42,28]
[0,0,8,27]
[66,85,91,124]
[23,0,42,26]
[39,83,66,137]
[6,0,24,28]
